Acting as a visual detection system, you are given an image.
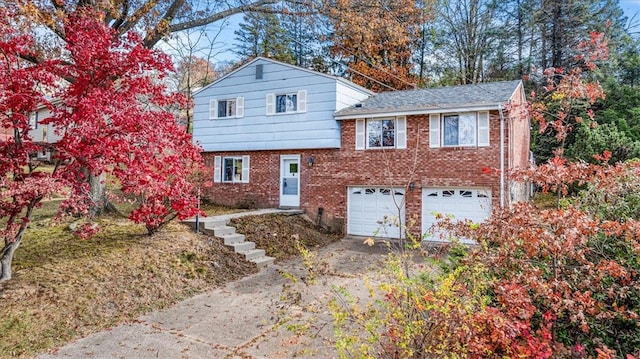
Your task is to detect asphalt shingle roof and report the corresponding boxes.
[335,80,522,118]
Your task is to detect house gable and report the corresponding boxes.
[192,57,372,152]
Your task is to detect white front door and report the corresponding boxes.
[279,155,300,208]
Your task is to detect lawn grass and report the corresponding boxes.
[0,200,250,358]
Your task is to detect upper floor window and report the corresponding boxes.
[355,117,406,150]
[429,111,489,148]
[443,113,477,146]
[276,93,297,113]
[218,99,236,118]
[213,155,250,183]
[367,119,395,148]
[209,97,244,119]
[266,90,306,115]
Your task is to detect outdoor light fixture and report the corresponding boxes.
[308,156,315,167]
[409,182,415,191]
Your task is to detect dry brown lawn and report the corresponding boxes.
[0,201,337,358]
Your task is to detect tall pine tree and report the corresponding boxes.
[234,10,294,63]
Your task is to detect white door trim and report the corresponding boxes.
[279,155,301,208]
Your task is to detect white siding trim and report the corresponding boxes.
[241,155,250,183]
[209,99,218,120]
[355,119,365,150]
[236,97,244,118]
[266,94,275,115]
[478,111,489,146]
[396,116,406,149]
[429,114,440,148]
[297,90,307,113]
[213,156,221,182]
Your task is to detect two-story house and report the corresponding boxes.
[193,57,530,241]
[0,102,60,161]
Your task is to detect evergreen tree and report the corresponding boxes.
[234,10,294,63]
[279,3,327,68]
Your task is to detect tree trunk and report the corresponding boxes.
[88,172,118,216]
[0,239,21,282]
[89,172,107,216]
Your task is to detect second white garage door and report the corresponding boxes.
[422,188,491,243]
[348,187,405,238]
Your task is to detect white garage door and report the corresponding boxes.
[348,187,405,238]
[422,188,491,243]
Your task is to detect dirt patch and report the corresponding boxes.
[230,214,342,262]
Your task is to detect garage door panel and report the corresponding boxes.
[422,187,491,244]
[348,187,405,238]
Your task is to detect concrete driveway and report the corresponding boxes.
[37,238,392,359]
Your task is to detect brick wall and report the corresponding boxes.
[202,108,528,236]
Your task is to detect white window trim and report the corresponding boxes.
[360,116,406,150]
[430,111,490,148]
[266,90,307,115]
[29,112,38,129]
[213,155,250,183]
[209,97,244,120]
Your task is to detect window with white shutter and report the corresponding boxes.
[396,116,406,149]
[355,119,365,150]
[429,114,440,148]
[430,112,490,148]
[360,117,406,149]
[266,94,275,115]
[210,98,242,119]
[215,155,250,183]
[267,90,307,114]
[478,111,489,146]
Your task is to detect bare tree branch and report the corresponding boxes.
[145,0,280,47]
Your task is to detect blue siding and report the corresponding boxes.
[192,58,372,152]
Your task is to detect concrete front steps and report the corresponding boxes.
[200,218,275,269]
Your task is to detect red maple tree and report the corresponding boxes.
[0,10,203,281]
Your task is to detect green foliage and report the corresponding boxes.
[234,9,294,64]
[567,122,640,163]
[596,79,640,139]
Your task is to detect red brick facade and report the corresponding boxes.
[202,104,530,237]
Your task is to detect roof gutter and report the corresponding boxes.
[499,104,506,208]
[334,104,502,120]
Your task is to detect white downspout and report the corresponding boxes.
[499,104,505,208]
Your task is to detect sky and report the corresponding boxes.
[620,0,640,19]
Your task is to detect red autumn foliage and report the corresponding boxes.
[438,30,638,357]
[0,9,203,280]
